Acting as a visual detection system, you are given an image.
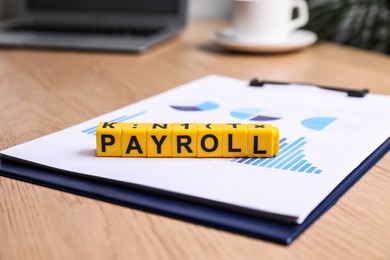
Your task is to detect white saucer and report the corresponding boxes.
[209,28,317,53]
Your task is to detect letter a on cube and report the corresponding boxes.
[122,123,148,157]
[96,122,123,157]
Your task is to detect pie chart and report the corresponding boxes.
[301,117,336,131]
[170,101,219,111]
[230,108,281,121]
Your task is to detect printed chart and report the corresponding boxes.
[230,108,281,121]
[301,117,337,131]
[230,137,322,174]
[2,75,389,225]
[170,101,219,111]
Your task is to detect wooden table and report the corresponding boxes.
[1,19,389,259]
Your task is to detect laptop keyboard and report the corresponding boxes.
[5,22,164,37]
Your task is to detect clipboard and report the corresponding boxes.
[1,136,388,244]
[1,75,389,244]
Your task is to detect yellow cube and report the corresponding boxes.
[222,124,248,157]
[172,123,198,157]
[247,124,275,157]
[272,126,280,155]
[96,122,123,157]
[121,123,148,157]
[147,123,172,157]
[197,123,223,157]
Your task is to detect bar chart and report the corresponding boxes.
[229,137,323,174]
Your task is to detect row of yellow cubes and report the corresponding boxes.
[96,122,279,158]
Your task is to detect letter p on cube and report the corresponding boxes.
[96,122,123,157]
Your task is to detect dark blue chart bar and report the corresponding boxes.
[82,111,146,135]
[230,137,323,174]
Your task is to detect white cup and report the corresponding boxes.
[233,0,309,42]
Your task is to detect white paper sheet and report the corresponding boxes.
[2,75,390,223]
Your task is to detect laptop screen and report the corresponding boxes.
[27,0,180,15]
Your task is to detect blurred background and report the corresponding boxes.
[1,0,389,54]
[193,0,390,54]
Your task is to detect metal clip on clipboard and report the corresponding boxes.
[249,79,369,98]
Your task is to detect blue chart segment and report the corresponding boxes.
[230,137,323,174]
[82,111,146,135]
[230,108,281,121]
[301,117,336,131]
[170,101,219,111]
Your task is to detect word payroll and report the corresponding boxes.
[96,122,280,158]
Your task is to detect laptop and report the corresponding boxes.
[0,0,188,52]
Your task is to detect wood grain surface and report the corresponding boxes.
[1,19,389,260]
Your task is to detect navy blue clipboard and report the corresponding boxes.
[1,137,389,245]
